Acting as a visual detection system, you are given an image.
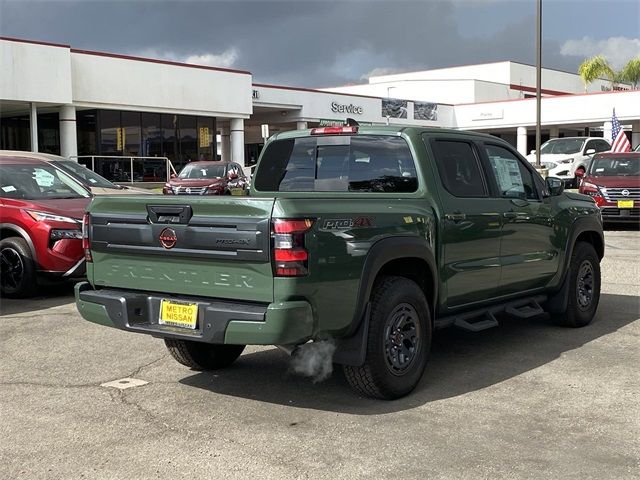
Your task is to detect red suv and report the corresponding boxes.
[0,155,91,297]
[163,161,248,195]
[579,152,640,222]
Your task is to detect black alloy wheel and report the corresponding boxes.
[576,260,595,310]
[1,247,24,292]
[0,237,37,298]
[383,303,422,376]
[343,276,432,400]
[551,241,601,328]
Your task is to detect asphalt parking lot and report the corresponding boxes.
[1,227,638,480]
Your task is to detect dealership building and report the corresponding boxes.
[2,36,639,179]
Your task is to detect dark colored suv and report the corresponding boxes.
[0,155,91,297]
[163,161,248,195]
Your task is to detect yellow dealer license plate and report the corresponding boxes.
[617,200,634,209]
[159,300,198,329]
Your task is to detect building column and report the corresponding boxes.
[220,123,230,162]
[230,118,245,167]
[516,126,528,155]
[30,103,38,152]
[296,121,308,130]
[59,105,78,159]
[603,121,612,143]
[549,125,559,139]
[632,120,640,149]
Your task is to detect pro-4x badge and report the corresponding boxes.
[159,227,177,249]
[320,217,374,230]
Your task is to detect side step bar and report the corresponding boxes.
[435,295,547,332]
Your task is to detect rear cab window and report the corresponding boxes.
[254,135,418,193]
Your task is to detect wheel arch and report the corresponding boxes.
[0,223,38,263]
[333,236,437,367]
[547,216,604,314]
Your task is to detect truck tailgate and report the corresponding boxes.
[87,196,275,303]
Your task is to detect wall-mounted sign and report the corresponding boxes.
[382,99,407,119]
[331,102,363,115]
[199,127,210,148]
[472,109,504,121]
[414,102,438,121]
[252,89,260,100]
[116,127,125,150]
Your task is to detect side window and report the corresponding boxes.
[484,144,538,200]
[584,140,597,154]
[595,140,611,152]
[430,140,487,197]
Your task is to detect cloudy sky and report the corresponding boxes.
[1,0,638,87]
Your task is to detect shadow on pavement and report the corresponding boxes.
[0,282,76,316]
[181,293,639,415]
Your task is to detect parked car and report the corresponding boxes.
[579,152,640,222]
[76,126,604,399]
[0,155,91,297]
[526,137,611,187]
[163,161,248,195]
[0,151,154,195]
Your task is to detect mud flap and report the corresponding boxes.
[332,303,370,367]
[546,270,571,315]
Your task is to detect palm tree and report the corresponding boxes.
[578,55,615,92]
[619,57,640,88]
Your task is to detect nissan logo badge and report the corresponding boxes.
[159,227,177,249]
[621,189,630,196]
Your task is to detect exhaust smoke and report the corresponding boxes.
[289,339,336,383]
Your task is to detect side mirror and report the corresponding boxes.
[575,169,585,178]
[170,173,177,179]
[530,149,536,155]
[585,148,596,155]
[546,176,564,196]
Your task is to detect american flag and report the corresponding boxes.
[611,109,631,153]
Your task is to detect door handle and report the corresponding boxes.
[503,211,518,219]
[445,213,466,223]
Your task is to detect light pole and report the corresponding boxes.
[535,0,542,168]
[386,86,397,126]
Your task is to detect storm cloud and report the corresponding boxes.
[1,0,638,87]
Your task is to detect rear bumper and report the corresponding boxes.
[74,282,314,345]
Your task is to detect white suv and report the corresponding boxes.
[526,137,611,187]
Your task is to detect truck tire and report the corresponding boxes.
[0,237,37,298]
[343,276,431,400]
[552,241,601,327]
[164,339,245,370]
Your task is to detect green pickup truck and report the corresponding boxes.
[76,126,604,399]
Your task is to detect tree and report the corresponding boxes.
[578,55,615,92]
[619,57,640,89]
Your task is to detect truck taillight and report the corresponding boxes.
[271,219,314,277]
[82,213,92,262]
